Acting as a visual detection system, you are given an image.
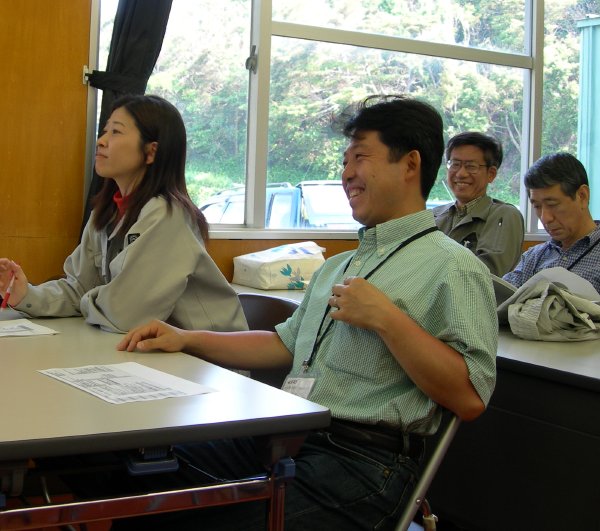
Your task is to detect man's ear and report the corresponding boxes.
[577,184,590,205]
[145,142,158,165]
[404,149,421,181]
[487,165,498,184]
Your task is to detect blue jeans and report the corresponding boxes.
[111,431,422,530]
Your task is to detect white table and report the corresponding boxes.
[0,317,330,530]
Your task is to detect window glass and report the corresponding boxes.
[273,0,526,54]
[98,1,597,233]
[300,182,360,229]
[100,0,251,208]
[541,1,600,220]
[268,37,525,208]
[220,196,246,224]
[201,201,228,223]
[268,192,295,228]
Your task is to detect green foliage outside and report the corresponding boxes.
[103,0,599,207]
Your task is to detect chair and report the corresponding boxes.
[237,292,300,387]
[395,412,461,531]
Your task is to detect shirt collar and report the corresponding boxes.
[112,190,131,219]
[358,210,436,249]
[455,194,487,217]
[548,221,600,249]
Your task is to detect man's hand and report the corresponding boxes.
[329,276,397,331]
[117,320,188,352]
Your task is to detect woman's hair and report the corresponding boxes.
[92,94,208,241]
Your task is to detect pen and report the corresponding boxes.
[1,271,15,311]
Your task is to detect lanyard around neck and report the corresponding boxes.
[566,236,600,271]
[302,225,438,371]
[534,232,600,273]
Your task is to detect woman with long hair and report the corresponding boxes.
[0,94,247,333]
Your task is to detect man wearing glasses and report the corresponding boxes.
[433,132,524,276]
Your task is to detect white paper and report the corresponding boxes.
[0,318,59,337]
[39,362,215,404]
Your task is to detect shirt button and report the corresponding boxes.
[353,260,362,267]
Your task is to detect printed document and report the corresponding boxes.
[39,362,215,404]
[0,319,58,337]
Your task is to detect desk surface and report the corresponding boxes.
[0,317,330,461]
[498,327,600,391]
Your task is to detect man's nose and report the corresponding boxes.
[454,164,469,177]
[540,207,554,224]
[342,163,353,181]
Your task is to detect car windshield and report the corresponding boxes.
[301,183,360,229]
[200,181,361,229]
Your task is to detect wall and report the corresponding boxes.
[0,1,91,284]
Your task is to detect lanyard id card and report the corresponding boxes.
[282,375,316,399]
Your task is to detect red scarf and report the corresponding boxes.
[113,191,131,220]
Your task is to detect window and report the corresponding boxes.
[273,0,527,53]
[98,0,599,237]
[541,1,600,224]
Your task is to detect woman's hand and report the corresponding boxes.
[0,259,28,307]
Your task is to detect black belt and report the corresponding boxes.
[325,419,424,459]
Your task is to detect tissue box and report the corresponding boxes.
[233,241,325,290]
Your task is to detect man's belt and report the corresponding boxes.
[326,419,424,459]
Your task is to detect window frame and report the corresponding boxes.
[92,0,550,241]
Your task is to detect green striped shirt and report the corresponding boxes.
[276,210,497,434]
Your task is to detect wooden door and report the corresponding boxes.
[0,0,91,283]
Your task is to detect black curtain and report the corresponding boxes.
[82,0,173,233]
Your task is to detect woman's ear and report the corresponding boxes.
[145,142,158,165]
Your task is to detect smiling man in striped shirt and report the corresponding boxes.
[113,95,498,531]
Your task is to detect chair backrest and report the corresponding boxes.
[395,412,461,531]
[237,292,300,387]
[238,292,300,332]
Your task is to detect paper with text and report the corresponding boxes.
[39,362,215,404]
[0,319,58,337]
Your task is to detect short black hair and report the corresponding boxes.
[336,95,444,200]
[525,152,588,199]
[446,132,503,168]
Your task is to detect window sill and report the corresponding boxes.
[208,228,360,240]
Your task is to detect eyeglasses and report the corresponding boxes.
[446,160,488,174]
